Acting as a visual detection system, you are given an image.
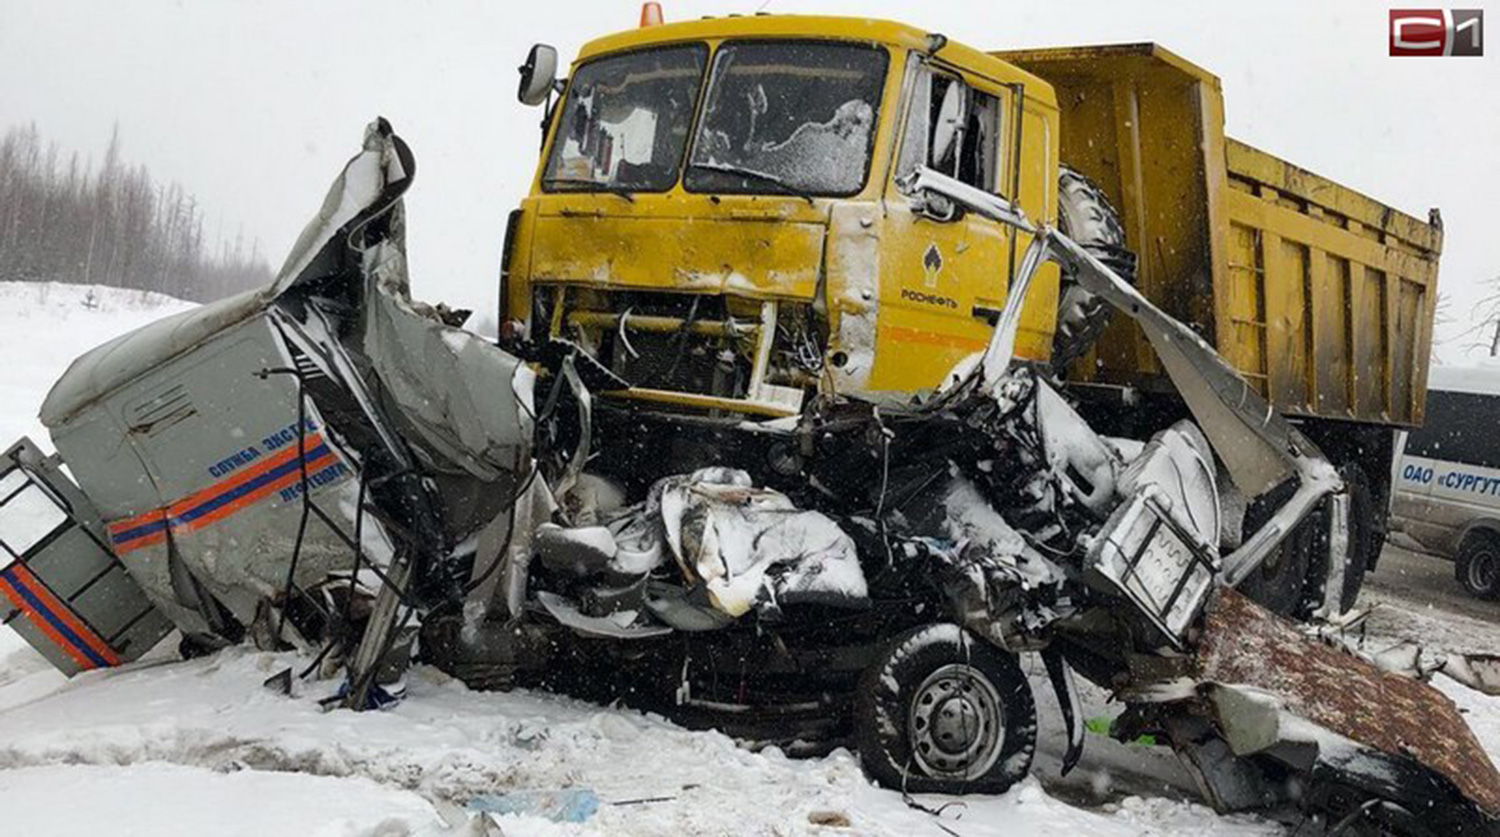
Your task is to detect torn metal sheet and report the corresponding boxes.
[5,114,1482,834]
[899,165,1343,594]
[654,467,868,617]
[1049,232,1306,499]
[364,253,533,528]
[28,120,538,670]
[1196,587,1500,818]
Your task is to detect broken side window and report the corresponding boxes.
[897,60,1005,196]
[961,89,1002,194]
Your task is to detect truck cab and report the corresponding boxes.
[501,16,1062,417]
[504,10,1443,612]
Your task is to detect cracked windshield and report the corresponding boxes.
[543,44,706,192]
[687,41,888,196]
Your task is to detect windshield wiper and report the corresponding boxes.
[687,162,816,206]
[542,178,635,202]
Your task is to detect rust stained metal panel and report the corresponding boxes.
[1197,589,1500,817]
[1225,140,1442,255]
[1262,234,1312,411]
[1352,265,1391,418]
[1395,277,1430,424]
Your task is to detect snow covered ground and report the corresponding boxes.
[0,281,195,447]
[0,282,1495,836]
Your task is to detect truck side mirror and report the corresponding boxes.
[518,44,559,107]
[929,80,966,172]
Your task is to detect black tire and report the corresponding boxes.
[1336,464,1375,612]
[1053,166,1138,371]
[1242,523,1319,618]
[1240,464,1375,618]
[178,634,221,660]
[1455,531,1500,600]
[1239,480,1318,618]
[854,623,1036,795]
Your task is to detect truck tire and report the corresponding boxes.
[1335,463,1375,612]
[854,623,1036,795]
[1241,463,1375,617]
[1240,515,1319,619]
[1455,531,1500,600]
[1053,166,1137,371]
[1238,480,1317,618]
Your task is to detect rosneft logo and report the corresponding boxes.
[901,287,958,309]
[909,242,956,307]
[923,243,944,289]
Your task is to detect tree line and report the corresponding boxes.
[0,123,272,302]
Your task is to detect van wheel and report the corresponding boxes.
[1053,166,1137,372]
[854,623,1036,795]
[1456,531,1500,600]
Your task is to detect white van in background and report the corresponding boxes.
[1390,365,1500,600]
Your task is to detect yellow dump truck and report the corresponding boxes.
[499,14,1441,613]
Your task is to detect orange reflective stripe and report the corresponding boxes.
[0,564,119,669]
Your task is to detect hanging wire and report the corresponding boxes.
[255,364,322,647]
[344,468,368,631]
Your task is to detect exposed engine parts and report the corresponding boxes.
[1,122,1493,834]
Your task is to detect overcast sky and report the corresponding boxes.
[2,0,1495,357]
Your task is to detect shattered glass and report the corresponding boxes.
[686,41,887,196]
[542,44,707,193]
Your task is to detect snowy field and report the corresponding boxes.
[0,282,1495,836]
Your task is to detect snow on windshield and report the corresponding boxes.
[695,97,874,194]
[687,42,888,196]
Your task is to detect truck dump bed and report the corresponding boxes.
[994,43,1441,427]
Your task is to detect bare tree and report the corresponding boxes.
[0,124,271,301]
[1454,276,1500,359]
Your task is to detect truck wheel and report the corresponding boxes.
[854,623,1036,795]
[1241,464,1374,618]
[1240,521,1318,618]
[1335,464,1375,612]
[1455,531,1500,600]
[1053,166,1137,371]
[1239,479,1317,618]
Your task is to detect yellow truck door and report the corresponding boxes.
[870,56,1015,393]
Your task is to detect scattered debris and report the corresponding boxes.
[0,119,1491,834]
[807,809,852,827]
[467,789,600,824]
[1445,654,1500,697]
